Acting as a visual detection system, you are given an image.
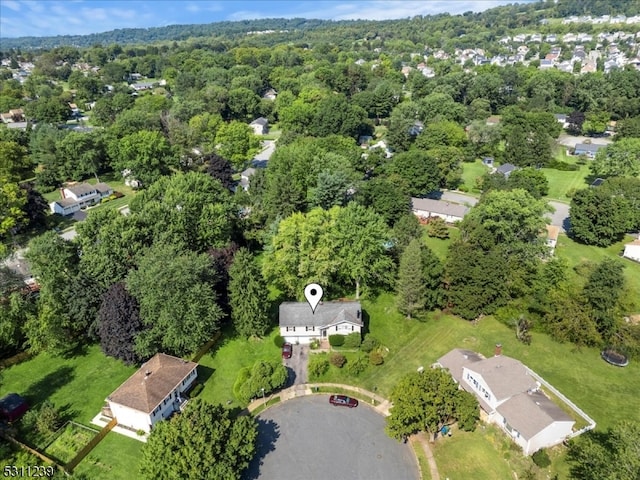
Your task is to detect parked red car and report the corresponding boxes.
[282,342,293,359]
[329,395,358,408]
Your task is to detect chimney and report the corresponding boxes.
[494,343,502,357]
[60,188,65,199]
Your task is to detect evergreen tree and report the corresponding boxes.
[396,239,427,318]
[228,248,271,338]
[421,243,444,311]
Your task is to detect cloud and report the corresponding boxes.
[2,0,21,12]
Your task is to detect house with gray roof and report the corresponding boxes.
[411,198,470,223]
[106,353,198,434]
[495,163,519,178]
[250,117,269,135]
[279,301,362,344]
[436,348,576,455]
[574,143,606,158]
[49,182,113,215]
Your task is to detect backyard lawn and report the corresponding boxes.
[422,226,458,260]
[73,431,143,479]
[460,159,489,194]
[541,155,591,202]
[195,327,282,408]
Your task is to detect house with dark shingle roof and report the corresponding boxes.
[574,143,606,158]
[106,353,198,433]
[250,117,269,135]
[49,182,113,215]
[411,198,470,223]
[279,301,362,344]
[436,348,576,455]
[495,163,519,178]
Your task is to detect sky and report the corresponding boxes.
[0,0,529,38]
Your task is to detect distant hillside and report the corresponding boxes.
[0,18,334,50]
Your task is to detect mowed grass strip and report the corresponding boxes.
[73,431,143,480]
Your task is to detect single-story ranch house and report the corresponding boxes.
[279,301,362,344]
[49,182,112,215]
[574,143,606,158]
[411,197,470,223]
[105,353,198,433]
[436,347,576,455]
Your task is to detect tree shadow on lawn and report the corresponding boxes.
[23,366,75,406]
[242,418,281,480]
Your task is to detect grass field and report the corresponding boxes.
[541,151,591,202]
[422,226,459,260]
[556,233,640,313]
[196,327,282,408]
[73,432,143,479]
[461,159,489,194]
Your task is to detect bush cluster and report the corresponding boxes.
[346,356,368,375]
[329,335,344,347]
[532,449,551,468]
[329,352,347,368]
[361,334,380,353]
[309,356,330,378]
[274,335,285,348]
[343,332,361,348]
[369,351,384,365]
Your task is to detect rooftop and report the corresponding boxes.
[465,355,538,401]
[65,182,98,196]
[108,353,197,414]
[496,391,573,439]
[411,198,470,219]
[279,301,362,328]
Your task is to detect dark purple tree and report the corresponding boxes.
[97,282,142,365]
[206,153,235,190]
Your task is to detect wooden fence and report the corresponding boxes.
[191,331,221,363]
[64,418,117,473]
[0,431,65,473]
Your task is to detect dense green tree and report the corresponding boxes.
[55,131,106,180]
[396,239,427,318]
[386,369,477,441]
[591,138,640,178]
[391,213,422,254]
[127,242,224,358]
[567,421,640,480]
[356,176,410,226]
[233,359,288,404]
[570,188,633,246]
[615,116,640,140]
[139,399,258,480]
[228,248,270,338]
[582,258,625,341]
[504,168,549,199]
[206,153,235,190]
[111,130,175,186]
[386,150,440,196]
[415,121,467,150]
[215,121,261,169]
[24,96,69,124]
[0,177,27,253]
[310,170,352,209]
[0,141,30,180]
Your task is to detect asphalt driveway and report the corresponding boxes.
[244,395,419,480]
[284,344,308,386]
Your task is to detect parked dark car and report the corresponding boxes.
[329,395,358,408]
[282,342,293,359]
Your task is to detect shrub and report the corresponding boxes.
[346,356,368,376]
[274,335,285,348]
[309,338,320,350]
[343,332,361,349]
[427,217,449,238]
[329,335,344,347]
[189,383,204,398]
[547,159,579,171]
[458,184,469,192]
[136,429,146,436]
[532,449,551,468]
[309,356,330,378]
[329,352,347,368]
[369,351,384,365]
[361,334,380,353]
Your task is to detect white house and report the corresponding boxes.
[279,301,362,344]
[574,143,606,158]
[411,197,470,223]
[623,238,640,262]
[49,182,112,215]
[250,117,269,135]
[106,353,198,433]
[437,348,575,455]
[546,225,560,255]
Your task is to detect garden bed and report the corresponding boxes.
[44,422,98,464]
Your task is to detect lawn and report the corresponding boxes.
[422,226,459,261]
[196,327,282,408]
[307,292,640,432]
[0,345,136,427]
[461,159,489,194]
[555,233,640,313]
[73,432,143,479]
[541,154,591,202]
[433,424,545,480]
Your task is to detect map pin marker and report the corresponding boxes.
[304,283,324,314]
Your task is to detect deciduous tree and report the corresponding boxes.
[139,399,258,480]
[97,283,143,365]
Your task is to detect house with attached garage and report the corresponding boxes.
[411,197,470,223]
[436,347,586,455]
[574,143,606,158]
[279,301,362,344]
[49,182,113,215]
[104,353,198,434]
